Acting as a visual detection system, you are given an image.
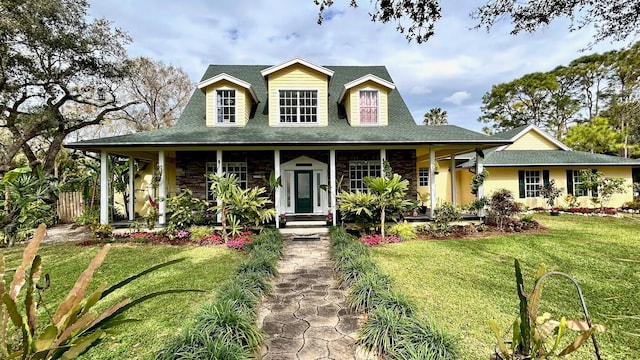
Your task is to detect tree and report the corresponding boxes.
[0,0,136,176]
[423,107,448,125]
[119,57,193,132]
[564,117,622,154]
[363,174,413,241]
[315,1,640,44]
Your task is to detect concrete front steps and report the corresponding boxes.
[279,219,329,236]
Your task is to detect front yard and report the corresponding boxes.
[371,214,640,360]
[1,242,244,359]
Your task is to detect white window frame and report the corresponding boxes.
[278,89,319,124]
[349,160,381,192]
[418,167,429,187]
[358,89,379,125]
[215,88,237,125]
[524,170,542,198]
[205,161,248,201]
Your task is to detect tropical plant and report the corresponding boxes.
[489,189,521,231]
[337,191,379,233]
[1,166,58,246]
[471,168,489,196]
[261,170,281,200]
[364,174,413,241]
[387,221,417,241]
[166,189,206,233]
[489,259,604,360]
[540,179,563,209]
[433,202,461,231]
[0,224,197,359]
[577,170,627,210]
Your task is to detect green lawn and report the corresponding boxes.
[1,242,244,359]
[371,214,640,360]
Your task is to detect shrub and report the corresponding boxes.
[433,202,461,231]
[622,200,640,211]
[167,189,207,233]
[488,189,521,231]
[360,234,383,246]
[189,225,217,242]
[91,221,113,240]
[73,207,99,226]
[337,191,379,233]
[387,221,417,241]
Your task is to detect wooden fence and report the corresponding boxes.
[57,191,85,223]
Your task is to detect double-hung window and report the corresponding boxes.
[359,90,378,124]
[349,161,381,192]
[571,170,587,196]
[205,161,248,201]
[524,170,541,198]
[418,167,429,187]
[216,89,236,124]
[279,90,318,123]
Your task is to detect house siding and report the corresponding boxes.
[505,131,559,150]
[203,80,249,127]
[345,80,389,126]
[267,64,329,127]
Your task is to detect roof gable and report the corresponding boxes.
[337,74,395,103]
[196,73,259,102]
[495,124,570,151]
[260,58,334,78]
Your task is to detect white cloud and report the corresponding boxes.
[443,91,471,105]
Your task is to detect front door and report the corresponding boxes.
[295,170,313,213]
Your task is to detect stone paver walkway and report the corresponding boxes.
[258,234,369,360]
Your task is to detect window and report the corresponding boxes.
[349,161,381,192]
[216,89,236,123]
[359,90,378,124]
[524,170,541,198]
[205,161,248,201]
[279,90,318,123]
[572,170,587,196]
[418,167,429,187]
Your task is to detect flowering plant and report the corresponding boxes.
[360,235,383,246]
[279,213,287,222]
[326,212,333,222]
[199,233,223,245]
[175,230,190,240]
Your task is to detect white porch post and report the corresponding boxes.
[274,149,281,228]
[450,153,457,207]
[380,148,386,176]
[128,156,135,221]
[158,151,166,225]
[429,147,436,218]
[100,151,109,224]
[476,149,485,217]
[216,149,223,223]
[330,149,337,225]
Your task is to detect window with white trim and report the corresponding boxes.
[418,167,429,187]
[359,90,378,124]
[216,89,236,123]
[571,170,587,196]
[349,161,381,192]
[279,90,318,123]
[205,161,248,201]
[524,170,541,198]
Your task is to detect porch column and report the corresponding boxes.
[450,153,457,207]
[216,149,223,223]
[330,149,337,226]
[476,149,485,217]
[274,149,281,228]
[158,151,166,225]
[128,156,135,221]
[100,151,109,224]
[429,147,436,218]
[380,148,386,177]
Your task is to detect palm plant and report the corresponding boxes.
[364,174,413,241]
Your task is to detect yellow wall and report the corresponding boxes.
[344,80,389,126]
[506,131,560,150]
[267,63,329,127]
[416,160,454,205]
[477,166,634,209]
[203,80,249,127]
[113,156,177,218]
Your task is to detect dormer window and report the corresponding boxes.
[359,90,379,124]
[216,89,236,124]
[279,90,318,123]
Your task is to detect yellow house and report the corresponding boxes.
[455,125,640,209]
[67,58,508,224]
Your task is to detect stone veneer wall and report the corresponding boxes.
[387,149,417,199]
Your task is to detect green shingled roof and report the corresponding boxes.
[66,64,507,149]
[460,149,640,167]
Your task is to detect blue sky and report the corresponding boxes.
[88,0,623,132]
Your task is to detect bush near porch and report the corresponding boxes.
[370,214,640,359]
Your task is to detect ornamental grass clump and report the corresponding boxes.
[329,227,458,359]
[156,228,283,359]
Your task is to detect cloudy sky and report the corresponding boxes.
[88,0,623,132]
